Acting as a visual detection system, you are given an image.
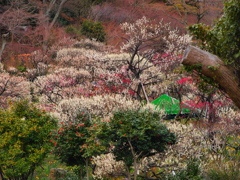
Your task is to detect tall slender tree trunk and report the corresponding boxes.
[42,0,68,51]
[133,157,139,180]
[140,82,149,103]
[0,39,7,62]
[86,158,89,180]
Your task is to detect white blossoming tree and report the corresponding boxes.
[120,16,192,101]
[0,72,30,108]
[34,67,92,105]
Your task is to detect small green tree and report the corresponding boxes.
[51,111,105,180]
[0,100,57,180]
[98,110,177,180]
[189,0,240,67]
[81,19,106,42]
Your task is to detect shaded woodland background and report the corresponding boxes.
[0,0,223,66]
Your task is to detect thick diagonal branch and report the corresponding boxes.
[181,46,240,109]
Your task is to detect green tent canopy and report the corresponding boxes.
[151,94,191,115]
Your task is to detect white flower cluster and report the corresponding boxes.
[56,48,105,62]
[92,153,126,179]
[0,73,31,107]
[34,67,92,104]
[53,94,143,122]
[54,67,92,82]
[49,37,78,52]
[53,93,161,122]
[120,16,192,71]
[56,47,108,70]
[73,38,106,51]
[136,121,209,173]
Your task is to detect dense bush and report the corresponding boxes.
[164,158,203,180]
[0,100,57,180]
[65,25,81,38]
[51,111,93,167]
[51,111,106,179]
[98,110,177,179]
[81,19,106,42]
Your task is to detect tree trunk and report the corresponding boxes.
[181,46,240,109]
[0,39,7,62]
[42,0,68,51]
[86,158,89,180]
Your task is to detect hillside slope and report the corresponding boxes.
[93,0,223,48]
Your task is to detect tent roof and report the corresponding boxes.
[151,94,191,114]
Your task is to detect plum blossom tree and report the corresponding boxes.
[34,67,91,105]
[54,40,134,97]
[53,94,149,122]
[52,26,190,103]
[120,16,191,101]
[0,72,30,108]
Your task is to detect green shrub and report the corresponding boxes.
[51,111,92,167]
[65,25,81,38]
[51,111,105,179]
[17,65,27,72]
[98,110,177,179]
[34,155,63,179]
[81,19,106,42]
[206,168,240,180]
[165,159,203,180]
[0,100,57,180]
[205,134,240,180]
[65,25,77,34]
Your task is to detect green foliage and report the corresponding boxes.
[165,159,203,180]
[81,20,106,42]
[51,112,105,167]
[223,135,240,161]
[188,0,240,69]
[34,155,63,179]
[98,110,177,168]
[34,154,88,180]
[65,25,78,34]
[187,0,240,93]
[65,25,81,38]
[17,65,27,72]
[183,63,220,94]
[0,100,57,180]
[206,167,240,180]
